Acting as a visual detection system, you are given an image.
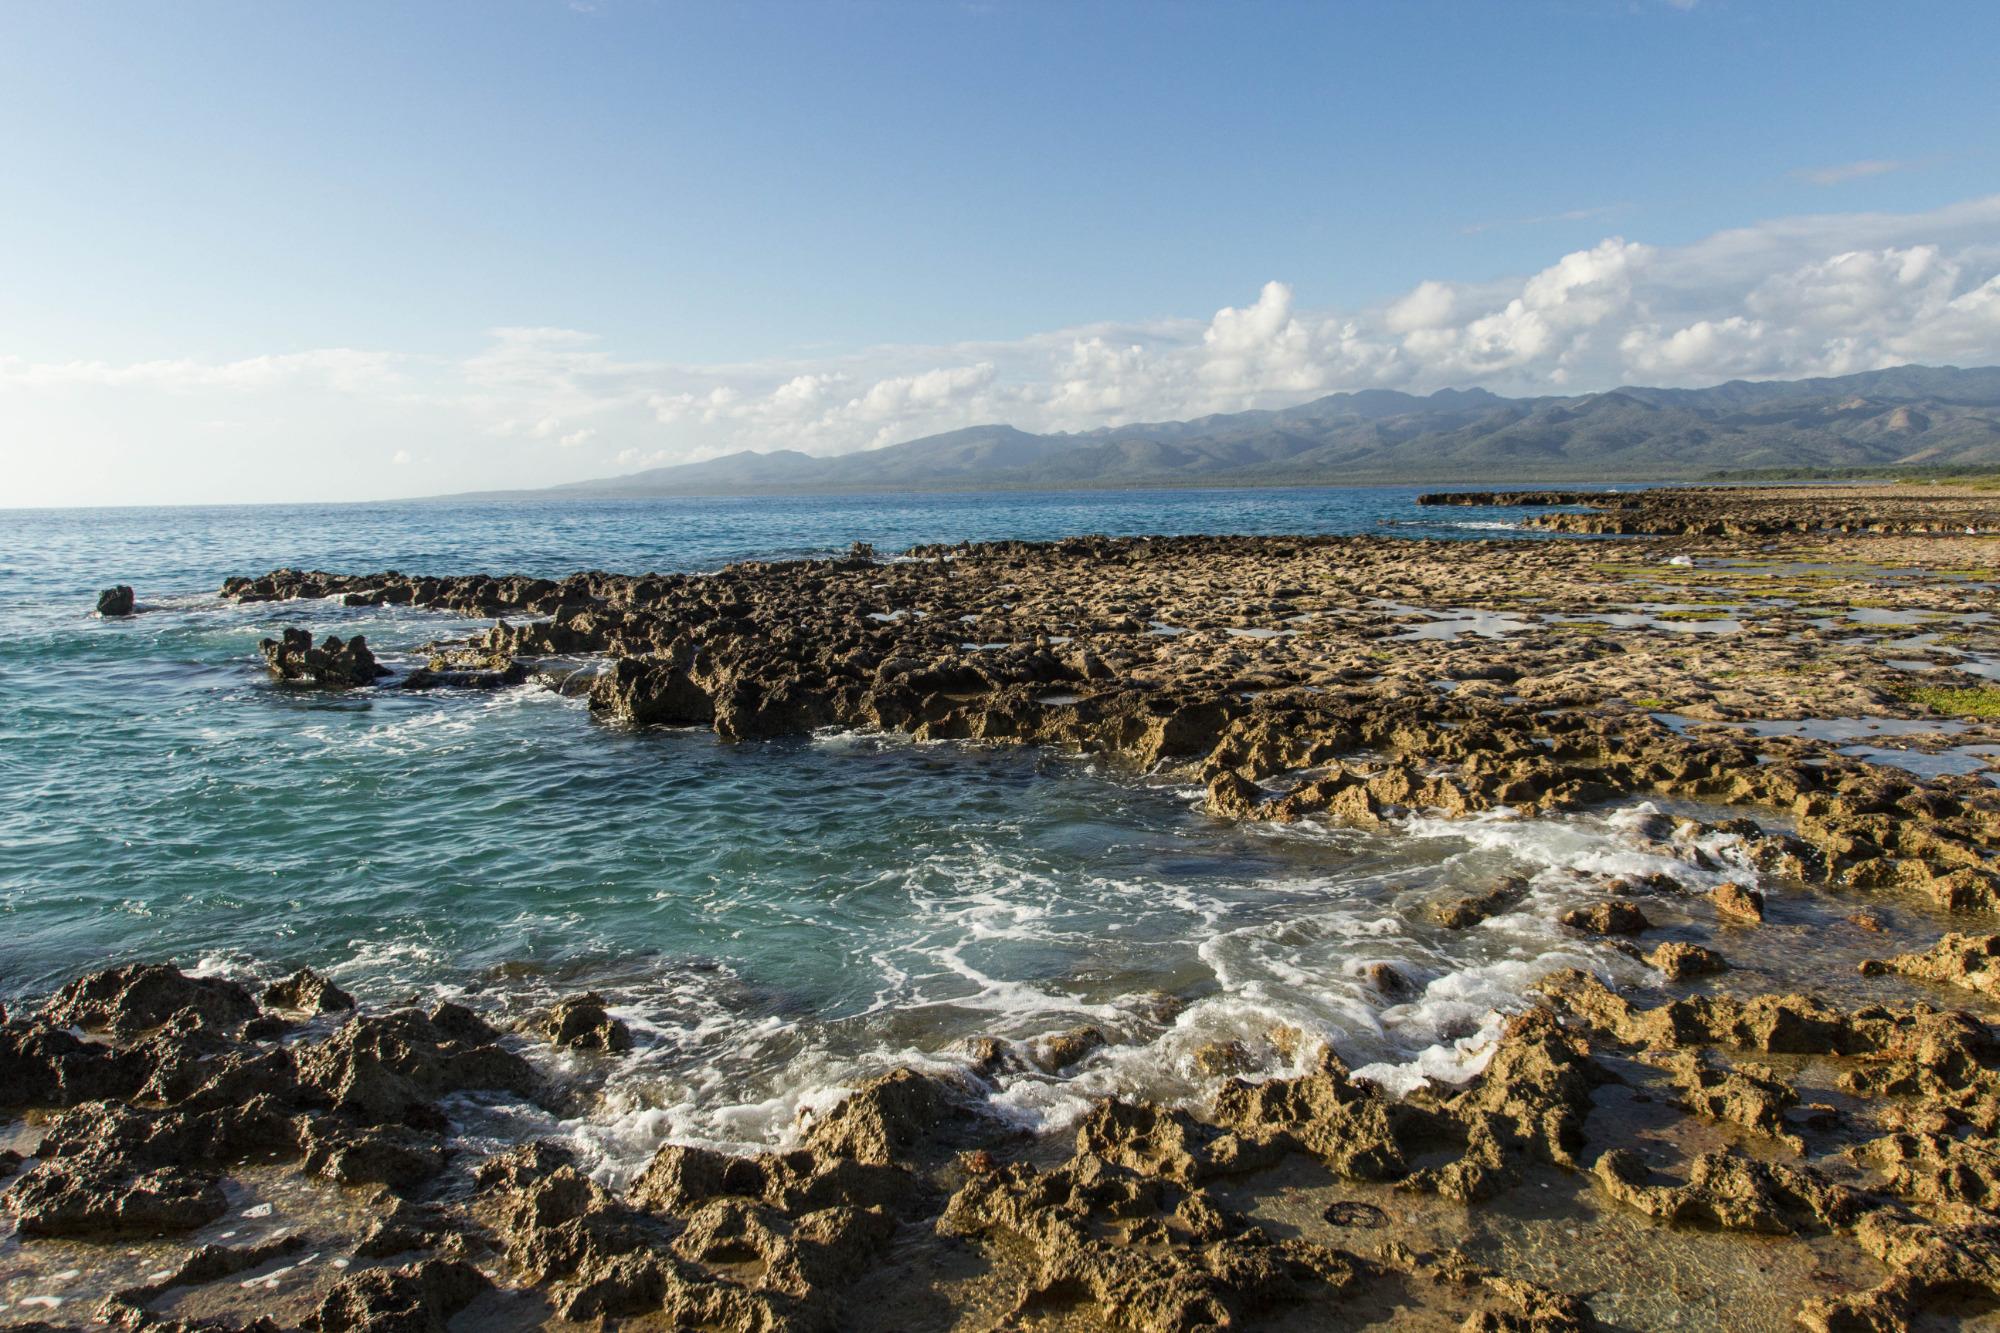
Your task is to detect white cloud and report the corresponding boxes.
[8,194,2000,504]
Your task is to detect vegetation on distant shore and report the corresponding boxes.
[1706,463,2000,487]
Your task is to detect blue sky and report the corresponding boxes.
[3,0,1998,505]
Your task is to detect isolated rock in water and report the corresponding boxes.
[544,992,633,1053]
[96,584,136,616]
[1560,901,1650,935]
[1646,941,1727,981]
[260,626,390,688]
[41,962,259,1036]
[264,966,357,1014]
[1713,882,1766,923]
[1031,1024,1105,1072]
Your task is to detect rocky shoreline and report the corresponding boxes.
[7,483,2000,1330]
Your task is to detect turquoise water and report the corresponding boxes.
[2,487,1715,1169]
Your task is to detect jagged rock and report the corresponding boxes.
[1559,900,1649,935]
[942,1149,1364,1331]
[1645,940,1727,980]
[543,992,633,1053]
[300,1119,449,1190]
[1592,1148,1860,1234]
[1712,881,1765,923]
[0,1020,147,1107]
[42,963,259,1036]
[357,1198,456,1259]
[1030,1024,1105,1072]
[1212,1048,1408,1181]
[260,627,390,688]
[1860,931,2000,996]
[1652,1050,1801,1148]
[294,1002,539,1125]
[799,1068,973,1166]
[589,653,714,726]
[9,1162,228,1237]
[305,1258,488,1332]
[1462,1276,1599,1331]
[97,584,136,616]
[263,967,356,1014]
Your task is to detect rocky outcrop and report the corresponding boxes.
[1861,930,2000,996]
[304,1257,488,1332]
[294,1002,539,1124]
[263,966,356,1014]
[542,991,633,1053]
[42,962,259,1036]
[259,627,390,687]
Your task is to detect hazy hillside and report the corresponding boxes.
[481,364,2000,499]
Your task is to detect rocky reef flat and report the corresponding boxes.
[8,483,2000,1331]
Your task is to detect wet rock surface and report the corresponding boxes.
[7,484,2000,1328]
[259,627,389,688]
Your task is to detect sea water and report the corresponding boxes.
[2,486,1758,1177]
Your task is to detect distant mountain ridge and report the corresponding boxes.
[473,364,2000,499]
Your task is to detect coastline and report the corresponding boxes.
[5,482,2000,1330]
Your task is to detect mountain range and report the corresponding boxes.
[475,364,2000,499]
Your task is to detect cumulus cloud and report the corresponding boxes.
[7,194,2000,501]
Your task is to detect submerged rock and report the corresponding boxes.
[1860,930,2000,996]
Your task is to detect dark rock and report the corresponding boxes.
[301,1120,449,1191]
[1322,1200,1388,1228]
[260,627,390,688]
[0,1021,147,1107]
[1030,1024,1105,1073]
[543,992,633,1053]
[42,963,259,1036]
[305,1258,489,1332]
[295,1003,539,1126]
[10,1162,228,1237]
[264,967,357,1014]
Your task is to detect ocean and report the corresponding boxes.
[0,485,1718,1176]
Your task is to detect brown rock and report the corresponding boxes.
[1560,901,1650,935]
[1712,881,1765,923]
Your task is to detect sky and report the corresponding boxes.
[2,1,1998,507]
